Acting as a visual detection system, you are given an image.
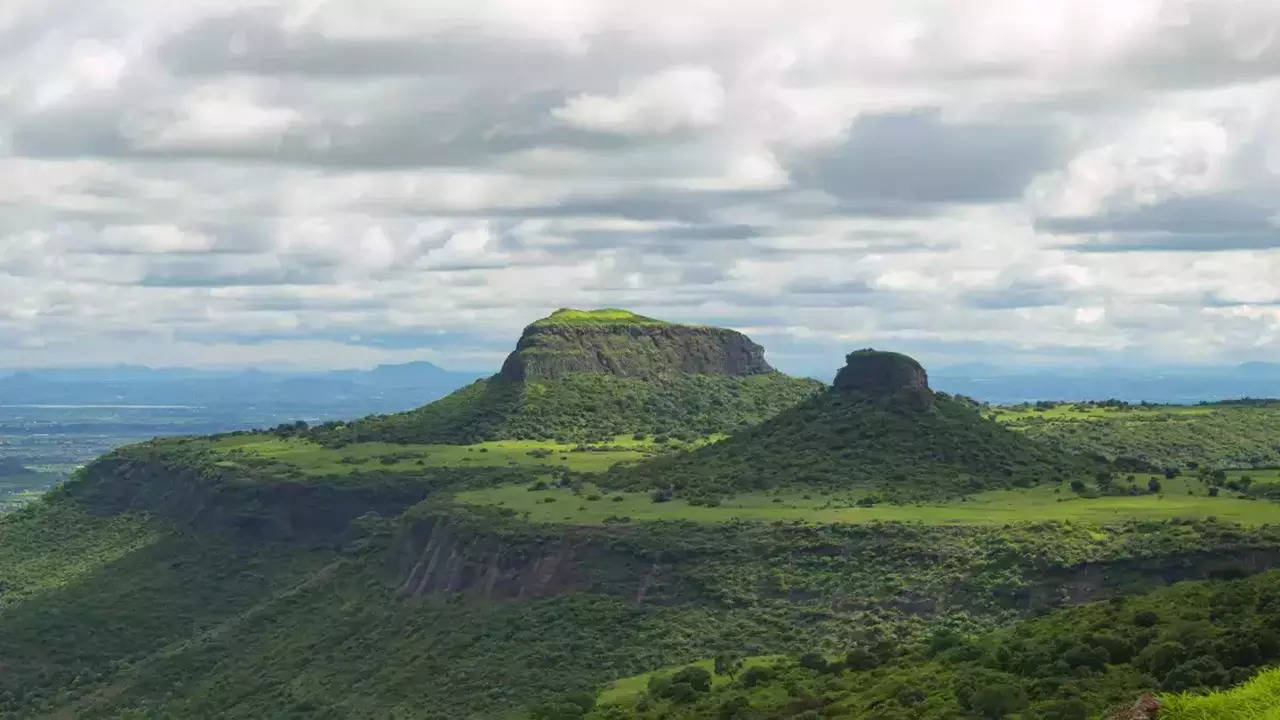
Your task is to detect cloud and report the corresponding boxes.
[799,110,1063,204]
[1,0,1280,372]
[552,65,725,135]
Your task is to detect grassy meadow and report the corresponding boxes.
[209,436,672,476]
[457,474,1280,527]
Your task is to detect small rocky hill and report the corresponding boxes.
[833,348,929,395]
[609,349,1104,500]
[309,309,820,444]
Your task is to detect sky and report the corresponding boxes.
[1,0,1279,376]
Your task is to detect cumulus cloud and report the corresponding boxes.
[553,65,725,135]
[0,0,1278,372]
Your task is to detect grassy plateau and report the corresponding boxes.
[457,475,1280,527]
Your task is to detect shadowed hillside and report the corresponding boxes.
[610,350,1105,501]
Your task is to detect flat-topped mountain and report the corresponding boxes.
[611,349,1103,501]
[310,309,820,444]
[499,308,772,381]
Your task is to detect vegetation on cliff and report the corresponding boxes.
[530,308,673,327]
[310,372,822,445]
[501,308,772,382]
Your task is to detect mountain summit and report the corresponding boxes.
[312,309,820,444]
[499,308,773,381]
[833,349,929,395]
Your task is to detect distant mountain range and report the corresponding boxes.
[929,362,1280,404]
[0,357,1276,414]
[0,361,485,418]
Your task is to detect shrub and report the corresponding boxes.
[844,646,880,671]
[739,665,775,688]
[1133,610,1160,627]
[969,683,1029,719]
[798,652,831,673]
[670,666,712,693]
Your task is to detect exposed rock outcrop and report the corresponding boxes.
[1107,694,1162,720]
[499,310,773,381]
[393,516,585,600]
[832,349,930,396]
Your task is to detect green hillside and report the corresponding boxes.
[587,571,1280,719]
[309,372,821,445]
[609,387,1104,502]
[7,484,1280,718]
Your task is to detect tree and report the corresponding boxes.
[1095,471,1115,493]
[1148,477,1162,493]
[666,682,698,704]
[970,684,1029,719]
[1137,641,1188,677]
[844,646,880,671]
[671,666,711,693]
[717,693,750,720]
[739,665,774,688]
[1132,610,1160,627]
[798,652,831,673]
[1069,479,1087,494]
[714,652,743,678]
[1062,643,1108,672]
[529,692,594,720]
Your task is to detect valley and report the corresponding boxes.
[1,309,1278,719]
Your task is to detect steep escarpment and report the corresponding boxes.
[309,309,820,444]
[66,439,491,541]
[392,514,588,600]
[610,350,1104,500]
[499,309,772,381]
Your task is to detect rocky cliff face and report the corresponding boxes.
[393,516,587,600]
[498,315,774,382]
[833,349,930,396]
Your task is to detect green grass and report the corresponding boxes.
[211,436,654,476]
[457,475,1280,526]
[596,655,784,706]
[1162,667,1280,719]
[995,401,1280,470]
[993,404,1215,422]
[531,308,672,326]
